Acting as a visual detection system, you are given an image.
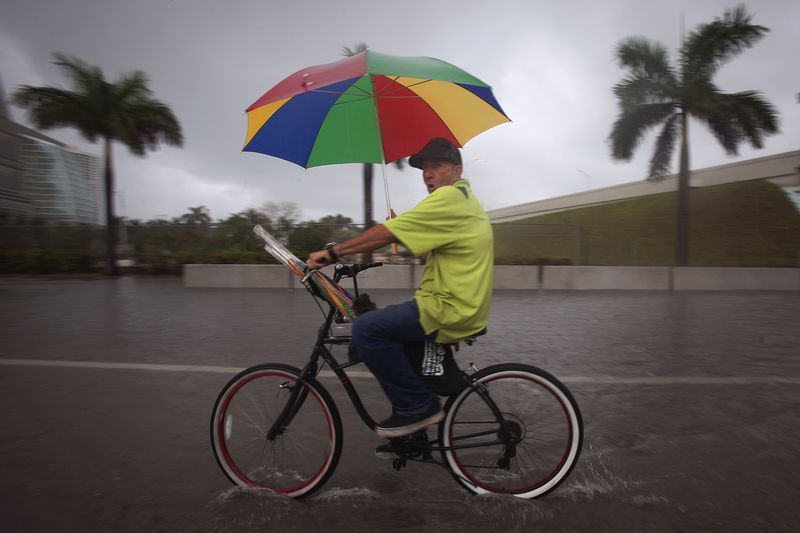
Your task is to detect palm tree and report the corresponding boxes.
[342,43,405,262]
[608,6,779,266]
[13,54,183,275]
[180,206,212,225]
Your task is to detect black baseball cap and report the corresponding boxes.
[408,138,462,169]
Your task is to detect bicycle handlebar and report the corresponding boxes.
[333,261,383,281]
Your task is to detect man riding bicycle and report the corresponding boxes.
[306,138,494,450]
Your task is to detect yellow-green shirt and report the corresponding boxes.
[383,179,493,343]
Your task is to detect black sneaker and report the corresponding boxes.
[375,400,443,438]
[375,430,429,460]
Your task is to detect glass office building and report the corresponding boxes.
[1,79,103,225]
[17,135,103,225]
[0,90,31,217]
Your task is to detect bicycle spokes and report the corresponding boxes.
[211,366,343,498]
[441,365,582,498]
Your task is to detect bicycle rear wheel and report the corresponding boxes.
[210,363,342,499]
[440,363,582,499]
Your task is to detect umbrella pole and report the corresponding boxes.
[379,161,398,255]
[370,78,396,255]
[380,161,392,215]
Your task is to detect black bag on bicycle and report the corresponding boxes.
[351,293,377,315]
[347,293,377,362]
[404,340,467,397]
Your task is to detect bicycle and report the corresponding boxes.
[210,225,583,499]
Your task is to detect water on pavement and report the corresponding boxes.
[1,276,798,532]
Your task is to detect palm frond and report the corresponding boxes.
[114,71,152,100]
[613,73,676,112]
[615,36,675,79]
[649,113,680,178]
[682,5,768,81]
[118,98,184,155]
[12,85,97,141]
[52,53,105,94]
[11,85,71,110]
[693,89,780,153]
[725,90,780,138]
[609,103,676,161]
[702,112,740,155]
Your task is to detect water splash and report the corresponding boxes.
[626,493,670,506]
[213,485,292,507]
[214,486,249,504]
[313,486,380,502]
[556,436,637,501]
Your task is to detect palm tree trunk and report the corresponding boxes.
[362,162,373,263]
[675,112,690,267]
[103,138,119,276]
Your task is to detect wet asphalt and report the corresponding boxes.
[0,276,798,533]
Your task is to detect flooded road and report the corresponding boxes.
[1,276,798,532]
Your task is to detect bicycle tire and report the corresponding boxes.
[210,363,342,499]
[439,363,583,499]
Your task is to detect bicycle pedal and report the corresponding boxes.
[399,430,430,460]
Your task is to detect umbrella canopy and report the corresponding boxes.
[243,50,509,167]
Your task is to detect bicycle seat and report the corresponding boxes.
[460,328,487,347]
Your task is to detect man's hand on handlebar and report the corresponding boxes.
[305,225,396,271]
[306,249,334,271]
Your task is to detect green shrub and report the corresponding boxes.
[0,249,100,273]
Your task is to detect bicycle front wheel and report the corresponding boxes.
[440,363,582,499]
[210,363,342,499]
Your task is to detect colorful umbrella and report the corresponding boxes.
[243,50,510,168]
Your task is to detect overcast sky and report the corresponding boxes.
[1,0,798,223]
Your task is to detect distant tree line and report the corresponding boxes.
[0,202,362,274]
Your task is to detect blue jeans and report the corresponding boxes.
[351,300,436,417]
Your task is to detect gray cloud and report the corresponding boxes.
[1,0,798,223]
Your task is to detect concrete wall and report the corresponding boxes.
[673,267,800,291]
[184,264,800,291]
[493,265,542,289]
[542,266,670,290]
[183,264,297,288]
[335,265,425,290]
[487,150,800,223]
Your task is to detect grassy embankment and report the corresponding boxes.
[493,180,800,267]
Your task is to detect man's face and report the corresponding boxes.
[422,160,462,194]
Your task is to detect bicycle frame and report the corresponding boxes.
[265,266,512,456]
